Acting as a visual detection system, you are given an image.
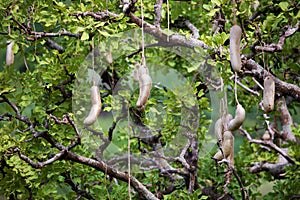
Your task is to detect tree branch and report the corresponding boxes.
[14,148,67,169]
[239,128,295,165]
[184,20,199,39]
[244,58,300,101]
[154,0,163,27]
[254,22,299,52]
[70,11,120,20]
[128,12,209,50]
[277,97,296,142]
[62,171,95,200]
[66,151,159,200]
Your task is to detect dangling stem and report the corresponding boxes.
[92,37,96,86]
[234,72,239,105]
[167,0,170,42]
[141,0,145,67]
[232,0,237,25]
[127,107,131,200]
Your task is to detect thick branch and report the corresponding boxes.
[128,12,209,50]
[70,11,120,20]
[154,0,163,27]
[249,162,289,177]
[244,59,300,101]
[277,97,296,142]
[66,151,158,200]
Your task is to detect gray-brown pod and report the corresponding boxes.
[6,41,14,66]
[229,25,242,72]
[228,104,245,131]
[213,131,234,164]
[84,85,102,126]
[263,75,275,112]
[134,64,152,110]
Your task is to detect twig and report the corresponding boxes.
[254,22,299,52]
[239,128,295,164]
[244,59,300,101]
[230,75,260,96]
[62,171,95,200]
[14,148,66,168]
[184,20,199,39]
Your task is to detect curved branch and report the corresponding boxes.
[128,12,209,50]
[66,151,158,200]
[239,128,295,165]
[14,148,67,169]
[244,59,300,101]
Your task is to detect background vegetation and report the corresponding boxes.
[0,0,299,199]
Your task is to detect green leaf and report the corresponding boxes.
[278,2,289,11]
[80,31,89,40]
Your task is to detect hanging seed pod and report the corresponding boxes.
[262,130,271,140]
[6,41,14,66]
[263,75,275,112]
[215,114,233,144]
[136,74,152,110]
[84,86,102,126]
[228,104,246,131]
[229,25,242,72]
[134,64,152,110]
[213,131,234,163]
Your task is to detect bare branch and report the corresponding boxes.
[14,148,66,169]
[66,151,159,200]
[70,11,120,20]
[184,20,199,39]
[254,22,299,52]
[45,38,64,53]
[239,128,295,164]
[230,75,260,96]
[249,161,289,178]
[128,12,209,50]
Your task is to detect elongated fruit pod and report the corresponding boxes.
[6,41,14,66]
[228,104,246,131]
[213,131,234,162]
[136,74,152,110]
[229,25,242,72]
[263,75,275,112]
[84,86,101,126]
[215,118,223,144]
[215,114,232,144]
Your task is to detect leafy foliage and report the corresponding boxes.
[0,0,300,199]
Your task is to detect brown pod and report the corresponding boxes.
[213,131,234,162]
[229,25,242,72]
[215,114,232,144]
[6,41,14,66]
[134,64,152,110]
[263,75,275,112]
[262,130,271,140]
[136,74,152,110]
[228,104,246,131]
[215,118,223,144]
[84,86,102,125]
